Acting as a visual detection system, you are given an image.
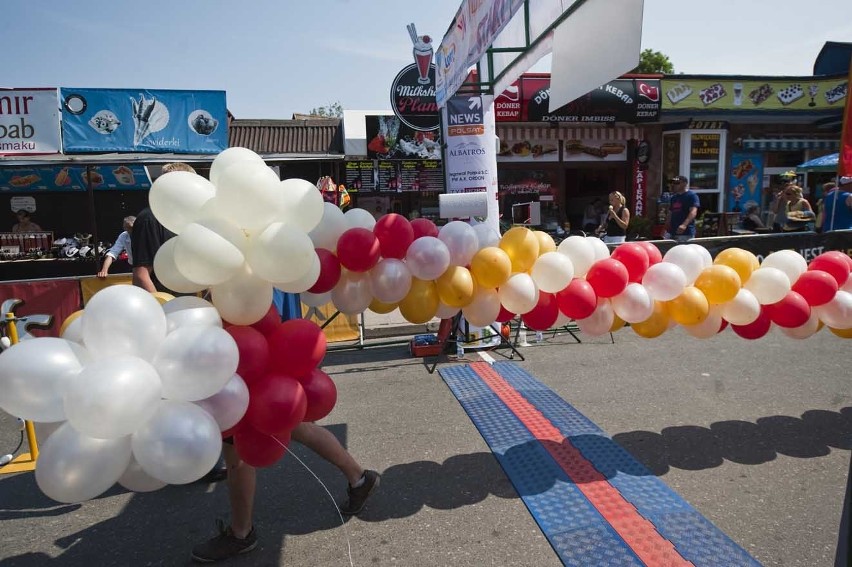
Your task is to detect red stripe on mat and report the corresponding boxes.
[469,362,692,567]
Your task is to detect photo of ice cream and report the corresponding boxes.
[113,166,136,185]
[188,110,219,135]
[88,110,121,135]
[130,94,170,146]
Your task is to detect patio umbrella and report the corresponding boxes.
[796,153,838,173]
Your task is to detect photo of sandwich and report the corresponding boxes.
[81,169,104,186]
[54,167,71,186]
[9,174,41,188]
[113,166,136,185]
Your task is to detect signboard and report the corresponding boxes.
[390,63,440,132]
[0,165,151,192]
[493,76,661,123]
[342,159,444,192]
[690,134,721,159]
[59,88,228,154]
[633,157,646,217]
[365,115,442,159]
[662,76,847,111]
[727,153,764,213]
[444,95,494,194]
[0,88,61,155]
[344,160,376,192]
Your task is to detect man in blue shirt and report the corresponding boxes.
[665,175,700,242]
[822,176,852,232]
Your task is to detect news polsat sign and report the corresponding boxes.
[493,77,661,123]
[59,88,228,154]
[0,88,61,155]
[444,95,497,194]
[661,76,847,111]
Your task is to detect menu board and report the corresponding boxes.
[344,160,444,192]
[399,160,443,192]
[0,164,151,192]
[344,160,376,192]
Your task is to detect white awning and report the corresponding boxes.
[497,125,643,142]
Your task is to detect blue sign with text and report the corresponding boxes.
[60,88,227,154]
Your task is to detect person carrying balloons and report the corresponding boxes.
[596,191,630,244]
[664,175,699,242]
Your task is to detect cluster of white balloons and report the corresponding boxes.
[0,286,251,503]
[150,148,325,325]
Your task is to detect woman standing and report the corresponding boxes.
[597,191,630,244]
[781,185,815,232]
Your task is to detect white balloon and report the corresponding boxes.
[344,208,376,230]
[436,302,461,320]
[118,455,167,493]
[154,325,239,401]
[815,290,852,329]
[247,222,315,284]
[272,251,321,293]
[195,374,250,431]
[842,272,852,293]
[557,236,595,277]
[162,296,222,333]
[211,264,275,325]
[611,283,654,324]
[761,250,807,286]
[642,262,688,302]
[663,245,704,285]
[0,338,89,422]
[531,252,575,293]
[439,221,479,267]
[370,259,413,303]
[193,212,251,254]
[132,400,222,485]
[64,355,162,439]
[209,147,266,186]
[309,203,348,252]
[149,171,216,234]
[301,291,332,307]
[405,237,451,281]
[472,223,501,249]
[273,178,325,232]
[721,288,761,326]
[173,224,245,286]
[498,273,539,315]
[744,267,791,305]
[586,236,611,261]
[576,298,615,337]
[153,238,208,294]
[331,271,373,314]
[780,311,822,339]
[35,422,132,503]
[462,288,502,327]
[683,305,723,338]
[82,285,167,361]
[688,244,713,268]
[61,316,84,344]
[215,161,282,230]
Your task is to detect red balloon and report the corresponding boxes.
[718,319,729,333]
[234,426,291,468]
[809,252,850,286]
[765,291,811,328]
[298,369,338,422]
[637,241,663,266]
[821,250,852,271]
[791,270,839,306]
[250,305,281,337]
[267,319,327,376]
[521,292,559,331]
[245,373,307,435]
[225,326,270,385]
[585,258,629,298]
[731,308,772,339]
[611,242,650,283]
[336,227,381,272]
[410,218,439,239]
[308,248,342,294]
[495,305,516,323]
[556,279,597,319]
[374,213,415,259]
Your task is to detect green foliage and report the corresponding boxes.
[310,102,344,118]
[632,49,674,74]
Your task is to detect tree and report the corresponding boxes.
[631,49,674,74]
[309,102,344,118]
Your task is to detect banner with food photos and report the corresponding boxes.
[59,88,228,154]
[0,165,151,192]
[727,153,764,213]
[662,76,847,111]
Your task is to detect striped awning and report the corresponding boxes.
[497,125,643,142]
[741,138,839,151]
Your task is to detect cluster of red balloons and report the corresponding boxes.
[223,308,336,467]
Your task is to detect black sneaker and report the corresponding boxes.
[196,465,228,484]
[191,520,257,563]
[340,470,380,516]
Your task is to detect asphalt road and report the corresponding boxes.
[0,327,849,566]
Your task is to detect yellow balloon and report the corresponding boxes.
[829,326,852,338]
[533,231,556,255]
[369,298,398,314]
[666,286,710,326]
[714,248,758,284]
[694,265,741,304]
[436,266,475,308]
[610,313,627,332]
[470,247,512,289]
[499,226,540,273]
[59,309,84,336]
[398,278,439,324]
[151,291,175,305]
[632,302,669,338]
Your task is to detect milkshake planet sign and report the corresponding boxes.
[391,27,439,132]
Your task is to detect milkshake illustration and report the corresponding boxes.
[407,23,433,85]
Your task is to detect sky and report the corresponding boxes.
[3,0,851,119]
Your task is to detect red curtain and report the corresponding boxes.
[0,279,82,338]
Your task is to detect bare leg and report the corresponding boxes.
[224,443,255,538]
[291,422,364,486]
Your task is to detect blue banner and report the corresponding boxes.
[727,152,764,213]
[0,165,151,192]
[59,88,227,154]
